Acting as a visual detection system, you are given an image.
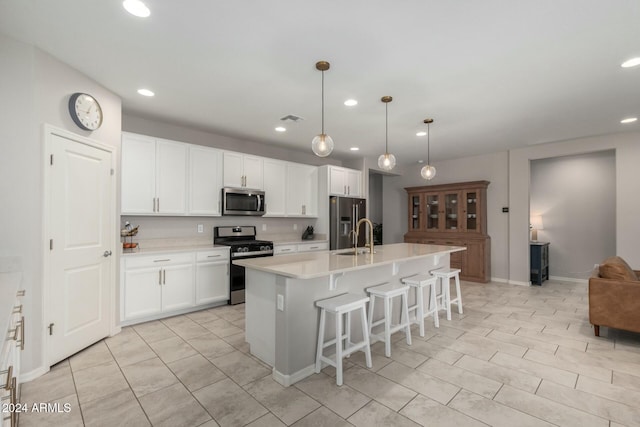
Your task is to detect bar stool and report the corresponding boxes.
[401,274,439,337]
[432,268,463,320]
[366,283,412,357]
[315,293,372,386]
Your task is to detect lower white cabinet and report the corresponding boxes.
[297,242,329,252]
[273,241,329,255]
[121,248,229,324]
[195,249,230,305]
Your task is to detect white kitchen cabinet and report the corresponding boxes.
[121,133,187,215]
[223,151,264,190]
[273,244,297,255]
[122,253,195,322]
[1,285,24,427]
[286,163,318,217]
[195,249,230,305]
[263,159,287,216]
[328,166,362,197]
[297,242,329,252]
[189,145,223,215]
[273,241,329,255]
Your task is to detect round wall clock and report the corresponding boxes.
[68,92,103,131]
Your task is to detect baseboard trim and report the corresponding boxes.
[490,277,509,283]
[549,275,588,284]
[21,366,49,383]
[272,365,316,387]
[508,280,531,287]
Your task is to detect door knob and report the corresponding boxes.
[103,250,112,257]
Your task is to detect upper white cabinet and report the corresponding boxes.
[223,152,264,190]
[121,133,187,215]
[189,145,223,216]
[287,163,318,217]
[328,166,362,197]
[263,159,287,216]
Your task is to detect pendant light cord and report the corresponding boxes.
[385,102,389,154]
[427,122,431,165]
[321,70,325,135]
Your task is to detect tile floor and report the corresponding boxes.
[19,279,640,426]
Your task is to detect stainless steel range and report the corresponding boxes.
[213,226,273,304]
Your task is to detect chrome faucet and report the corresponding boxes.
[354,218,375,255]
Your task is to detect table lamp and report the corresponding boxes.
[530,215,544,241]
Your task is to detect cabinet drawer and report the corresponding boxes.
[274,244,297,255]
[125,252,194,269]
[196,249,230,262]
[297,242,329,252]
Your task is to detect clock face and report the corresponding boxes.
[69,93,103,131]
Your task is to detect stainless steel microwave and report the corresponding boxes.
[222,188,265,216]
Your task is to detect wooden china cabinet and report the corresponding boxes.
[404,180,491,283]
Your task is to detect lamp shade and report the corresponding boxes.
[530,215,544,230]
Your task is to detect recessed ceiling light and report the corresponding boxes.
[417,160,424,164]
[123,0,150,17]
[275,126,286,132]
[344,99,358,107]
[620,117,638,124]
[350,147,359,151]
[621,57,640,68]
[137,88,154,97]
[416,131,427,137]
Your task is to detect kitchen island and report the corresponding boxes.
[234,243,465,386]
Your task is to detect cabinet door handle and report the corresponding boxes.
[153,259,171,262]
[157,198,160,212]
[348,185,350,195]
[163,269,166,285]
[218,200,221,214]
[207,255,221,258]
[344,185,346,194]
[16,290,25,297]
[18,316,24,350]
[281,249,291,252]
[159,269,162,285]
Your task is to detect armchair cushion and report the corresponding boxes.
[598,256,639,282]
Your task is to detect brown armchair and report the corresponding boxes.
[589,256,640,336]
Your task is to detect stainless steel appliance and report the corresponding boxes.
[214,226,273,304]
[329,196,367,250]
[222,188,265,216]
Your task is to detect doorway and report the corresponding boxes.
[44,126,117,366]
[529,150,616,281]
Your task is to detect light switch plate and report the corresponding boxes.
[293,224,298,231]
[197,224,204,233]
[262,224,267,231]
[277,294,284,311]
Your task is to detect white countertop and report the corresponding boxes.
[121,244,229,257]
[234,243,465,279]
[273,239,329,246]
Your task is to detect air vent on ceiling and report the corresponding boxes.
[280,114,305,122]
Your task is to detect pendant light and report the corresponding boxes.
[311,61,334,157]
[420,118,436,180]
[377,96,396,171]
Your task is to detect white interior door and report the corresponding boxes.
[48,131,113,365]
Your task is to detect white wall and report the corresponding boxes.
[509,132,640,284]
[530,151,616,280]
[0,32,122,375]
[382,151,510,281]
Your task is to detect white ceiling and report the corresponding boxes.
[1,0,639,165]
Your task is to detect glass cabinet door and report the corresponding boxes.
[425,194,440,230]
[409,194,423,231]
[444,192,459,231]
[465,191,478,231]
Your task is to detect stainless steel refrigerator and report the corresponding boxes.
[330,196,367,250]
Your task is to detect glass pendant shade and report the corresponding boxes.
[421,165,436,180]
[311,133,334,157]
[378,153,396,171]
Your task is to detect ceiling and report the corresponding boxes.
[1,0,639,166]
